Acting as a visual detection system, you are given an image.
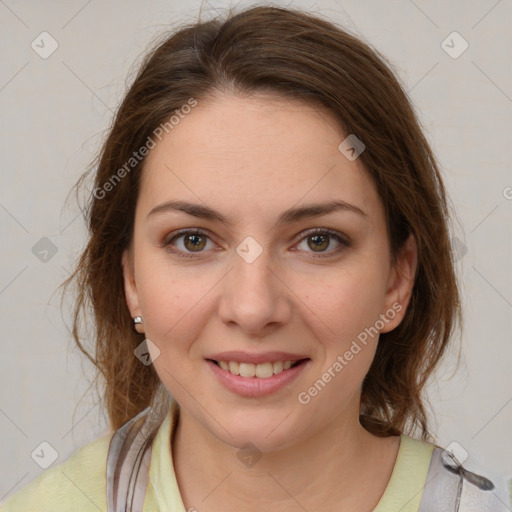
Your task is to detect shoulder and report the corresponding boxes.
[379,435,511,512]
[0,431,113,512]
[418,442,511,511]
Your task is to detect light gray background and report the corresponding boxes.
[1,0,511,503]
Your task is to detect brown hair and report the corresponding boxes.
[63,5,461,440]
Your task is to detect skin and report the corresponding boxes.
[122,91,418,511]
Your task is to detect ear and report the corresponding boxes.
[380,233,418,333]
[121,249,141,319]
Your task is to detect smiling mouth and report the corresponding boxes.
[208,359,309,378]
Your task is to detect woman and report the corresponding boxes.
[1,5,509,512]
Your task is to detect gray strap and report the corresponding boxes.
[106,406,159,512]
[418,446,506,512]
[418,447,462,512]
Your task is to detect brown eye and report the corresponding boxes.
[163,229,215,258]
[307,234,329,252]
[183,233,207,252]
[294,229,350,258]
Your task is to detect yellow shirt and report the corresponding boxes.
[0,401,434,511]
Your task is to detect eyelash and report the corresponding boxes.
[162,228,351,260]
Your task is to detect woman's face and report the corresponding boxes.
[123,92,416,451]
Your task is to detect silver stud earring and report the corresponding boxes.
[133,316,144,334]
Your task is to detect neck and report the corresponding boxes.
[172,398,399,511]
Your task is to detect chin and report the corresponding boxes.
[206,407,308,453]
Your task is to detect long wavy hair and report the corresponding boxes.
[63,5,461,441]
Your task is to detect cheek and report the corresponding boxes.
[133,257,209,349]
[298,260,388,348]
[293,269,385,416]
[136,269,212,394]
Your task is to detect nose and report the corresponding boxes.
[217,246,292,337]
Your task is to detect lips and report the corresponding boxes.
[205,351,310,397]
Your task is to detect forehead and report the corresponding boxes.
[137,92,383,228]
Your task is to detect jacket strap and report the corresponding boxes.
[106,407,158,512]
[418,446,506,511]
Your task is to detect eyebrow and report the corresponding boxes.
[147,199,367,226]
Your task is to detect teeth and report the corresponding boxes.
[228,361,240,375]
[217,360,298,378]
[256,362,273,378]
[273,361,284,374]
[239,363,256,378]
